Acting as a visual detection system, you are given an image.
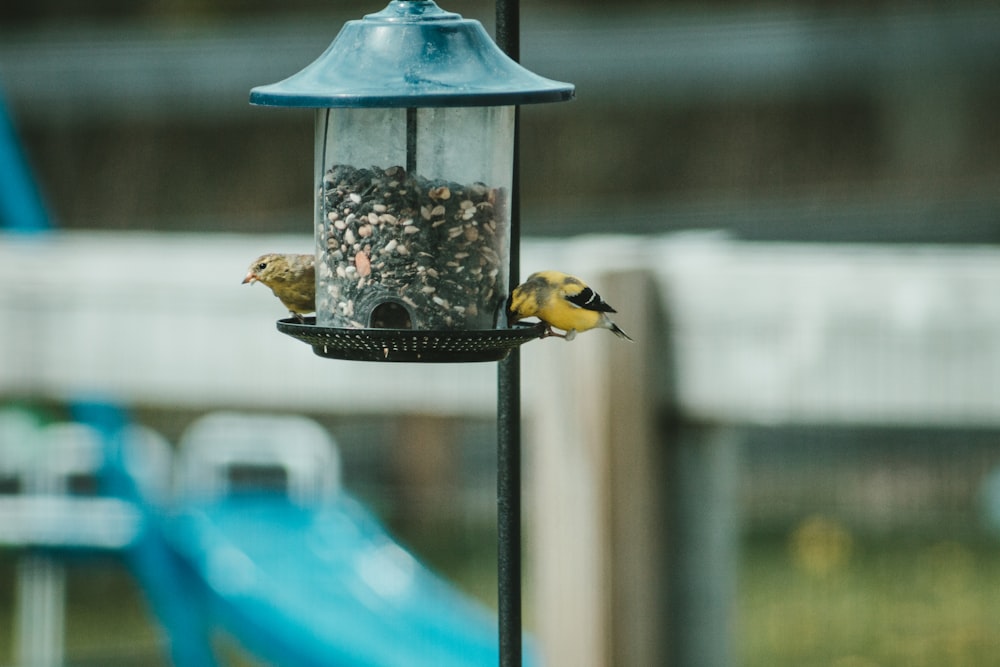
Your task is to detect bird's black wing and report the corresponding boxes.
[565,286,617,313]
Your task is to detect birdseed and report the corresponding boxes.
[317,164,509,330]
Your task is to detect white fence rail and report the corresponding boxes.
[4,230,1000,420]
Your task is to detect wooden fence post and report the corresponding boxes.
[527,269,669,667]
[665,424,740,667]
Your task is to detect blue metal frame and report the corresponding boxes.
[0,87,51,233]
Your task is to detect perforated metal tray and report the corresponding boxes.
[276,318,546,362]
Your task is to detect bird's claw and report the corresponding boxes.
[540,326,568,340]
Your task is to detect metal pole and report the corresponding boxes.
[496,0,522,665]
[497,351,521,667]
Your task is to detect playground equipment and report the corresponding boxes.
[0,406,531,666]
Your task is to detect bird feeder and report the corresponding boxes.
[251,0,573,362]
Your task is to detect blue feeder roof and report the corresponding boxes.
[249,0,575,108]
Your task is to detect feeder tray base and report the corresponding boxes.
[277,318,546,362]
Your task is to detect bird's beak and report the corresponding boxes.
[242,272,256,285]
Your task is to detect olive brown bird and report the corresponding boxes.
[242,253,316,322]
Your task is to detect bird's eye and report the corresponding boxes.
[256,262,267,271]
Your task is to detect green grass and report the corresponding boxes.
[0,554,164,666]
[5,525,1000,667]
[740,525,1000,667]
[399,517,1000,667]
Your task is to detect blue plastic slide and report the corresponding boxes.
[92,408,530,667]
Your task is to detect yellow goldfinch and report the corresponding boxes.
[242,253,315,321]
[508,271,633,342]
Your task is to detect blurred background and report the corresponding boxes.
[3,0,1000,665]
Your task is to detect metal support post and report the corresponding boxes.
[496,1,523,665]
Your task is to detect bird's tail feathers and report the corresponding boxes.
[610,323,634,342]
[598,313,634,341]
